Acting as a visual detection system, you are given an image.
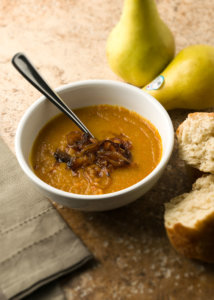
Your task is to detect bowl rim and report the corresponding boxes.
[15,79,174,200]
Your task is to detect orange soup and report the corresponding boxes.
[31,105,162,195]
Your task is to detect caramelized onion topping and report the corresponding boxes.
[54,131,132,176]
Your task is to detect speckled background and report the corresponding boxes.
[0,0,214,299]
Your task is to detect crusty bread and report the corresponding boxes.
[164,174,214,263]
[176,112,214,174]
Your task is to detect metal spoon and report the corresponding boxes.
[12,52,94,138]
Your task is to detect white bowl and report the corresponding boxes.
[15,80,174,211]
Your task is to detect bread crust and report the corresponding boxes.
[166,114,214,262]
[165,174,214,263]
[166,212,214,263]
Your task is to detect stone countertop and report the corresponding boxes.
[1,0,214,299]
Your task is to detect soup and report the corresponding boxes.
[31,105,162,195]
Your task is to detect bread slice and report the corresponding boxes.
[164,174,214,263]
[176,112,214,173]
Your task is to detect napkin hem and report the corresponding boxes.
[11,255,93,300]
[0,207,54,236]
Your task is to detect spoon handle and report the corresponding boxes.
[12,52,94,138]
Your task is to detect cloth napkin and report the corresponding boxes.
[0,137,93,300]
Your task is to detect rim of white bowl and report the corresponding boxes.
[15,79,174,200]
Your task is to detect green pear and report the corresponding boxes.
[143,45,214,110]
[106,0,175,87]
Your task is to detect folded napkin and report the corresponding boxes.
[0,137,92,300]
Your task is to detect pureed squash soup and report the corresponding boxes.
[30,105,162,195]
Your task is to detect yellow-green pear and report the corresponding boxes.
[143,45,214,110]
[106,0,175,87]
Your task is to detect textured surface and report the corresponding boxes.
[0,0,214,299]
